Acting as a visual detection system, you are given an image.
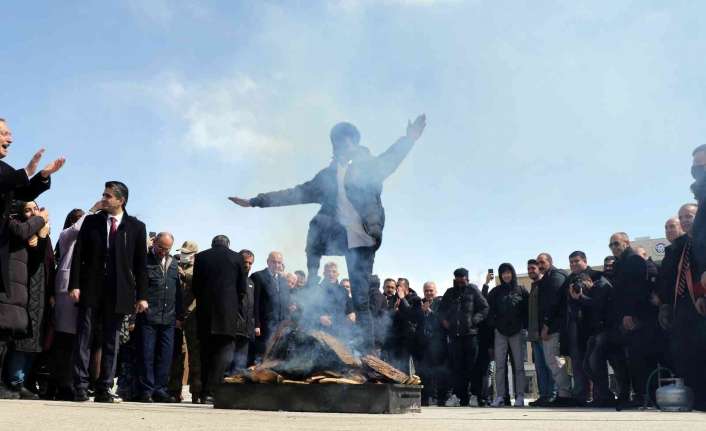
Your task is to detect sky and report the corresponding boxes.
[0,0,702,292]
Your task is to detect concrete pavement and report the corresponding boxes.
[1,400,704,431]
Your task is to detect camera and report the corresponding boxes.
[572,277,591,294]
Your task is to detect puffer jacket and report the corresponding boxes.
[0,215,45,338]
[439,283,489,337]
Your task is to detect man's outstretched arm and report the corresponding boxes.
[375,114,426,181]
[229,171,323,208]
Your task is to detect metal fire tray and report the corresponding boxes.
[214,383,422,414]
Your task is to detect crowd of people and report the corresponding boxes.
[0,116,704,412]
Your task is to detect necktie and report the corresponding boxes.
[109,217,118,247]
[677,239,691,297]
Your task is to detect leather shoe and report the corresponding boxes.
[94,391,122,403]
[73,389,90,402]
[12,385,39,400]
[152,392,176,403]
[191,395,201,404]
[0,384,20,400]
[136,393,153,403]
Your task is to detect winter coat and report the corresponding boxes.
[143,250,182,326]
[192,245,248,339]
[0,215,45,338]
[53,214,86,334]
[0,164,51,295]
[537,266,568,334]
[249,137,417,255]
[487,283,529,337]
[439,283,489,337]
[567,270,613,335]
[612,247,657,325]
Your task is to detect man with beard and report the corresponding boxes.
[228,115,426,352]
[658,201,706,411]
[526,259,555,407]
[439,268,489,407]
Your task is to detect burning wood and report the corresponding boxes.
[225,323,420,386]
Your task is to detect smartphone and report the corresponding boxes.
[488,268,494,274]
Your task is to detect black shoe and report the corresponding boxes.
[435,399,447,407]
[529,396,553,407]
[73,389,90,402]
[191,395,201,404]
[0,384,20,400]
[11,385,39,400]
[55,388,75,402]
[477,398,488,407]
[549,396,579,407]
[153,392,176,403]
[202,395,215,405]
[94,391,122,403]
[136,393,153,403]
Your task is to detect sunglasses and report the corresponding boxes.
[608,241,621,248]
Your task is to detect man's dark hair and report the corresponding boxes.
[527,259,539,266]
[340,278,350,284]
[105,181,129,208]
[239,249,254,259]
[693,144,706,156]
[397,277,409,287]
[294,270,306,278]
[569,251,587,261]
[211,235,230,248]
[383,278,397,286]
[330,122,360,146]
[604,255,616,263]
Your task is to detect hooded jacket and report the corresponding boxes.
[439,283,489,337]
[486,263,529,337]
[248,137,416,255]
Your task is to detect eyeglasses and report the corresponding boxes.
[608,241,621,248]
[155,244,172,252]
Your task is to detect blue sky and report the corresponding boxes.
[1,0,701,292]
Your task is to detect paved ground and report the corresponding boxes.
[1,399,704,431]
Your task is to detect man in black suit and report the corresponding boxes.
[69,181,148,403]
[251,251,291,360]
[609,232,660,409]
[192,235,248,403]
[0,118,65,399]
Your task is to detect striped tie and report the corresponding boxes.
[677,240,691,297]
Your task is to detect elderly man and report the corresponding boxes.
[665,216,684,244]
[251,251,291,360]
[137,232,182,403]
[0,118,64,399]
[417,281,445,406]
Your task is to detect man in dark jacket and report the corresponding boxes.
[387,278,423,374]
[534,253,575,407]
[0,118,64,399]
[228,115,426,352]
[439,268,489,407]
[69,181,148,403]
[417,281,446,406]
[609,232,660,408]
[192,235,248,403]
[251,251,291,360]
[658,202,706,411]
[137,232,182,403]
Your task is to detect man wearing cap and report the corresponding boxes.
[438,268,489,407]
[69,181,148,403]
[167,240,201,403]
[228,114,426,352]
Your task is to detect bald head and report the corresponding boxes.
[665,216,683,243]
[267,251,284,275]
[679,203,698,236]
[609,232,630,257]
[154,232,174,259]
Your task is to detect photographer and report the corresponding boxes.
[567,269,615,407]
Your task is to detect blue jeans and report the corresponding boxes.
[138,320,175,396]
[4,350,36,387]
[531,341,555,398]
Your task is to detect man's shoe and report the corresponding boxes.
[490,396,505,407]
[477,397,488,407]
[514,395,525,407]
[153,392,176,403]
[191,395,201,404]
[550,396,579,407]
[136,393,153,403]
[73,389,90,402]
[0,384,20,400]
[12,385,39,400]
[529,396,553,407]
[202,395,215,405]
[94,391,122,403]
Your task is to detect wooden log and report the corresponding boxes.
[361,355,408,384]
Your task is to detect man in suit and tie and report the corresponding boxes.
[192,235,248,403]
[251,251,291,360]
[69,181,148,403]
